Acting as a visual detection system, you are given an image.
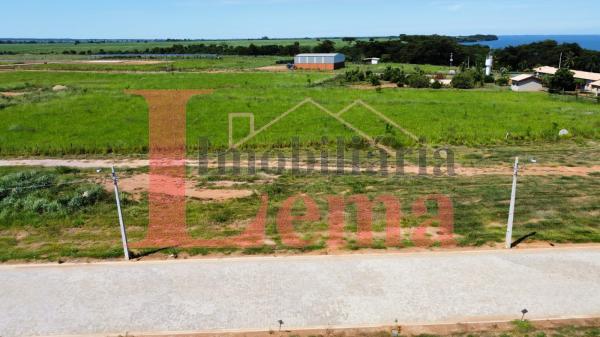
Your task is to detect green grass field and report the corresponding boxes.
[2,56,284,72]
[1,69,599,156]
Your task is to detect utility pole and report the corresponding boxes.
[112,166,130,260]
[559,52,563,69]
[505,157,519,249]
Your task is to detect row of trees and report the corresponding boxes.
[494,40,600,73]
[338,35,489,65]
[27,35,490,66]
[343,67,432,88]
[343,66,511,90]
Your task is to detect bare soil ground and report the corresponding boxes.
[256,65,290,72]
[350,83,399,90]
[0,91,26,97]
[130,317,600,337]
[101,173,254,201]
[2,159,598,177]
[75,59,169,65]
[131,317,600,337]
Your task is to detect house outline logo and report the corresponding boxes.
[228,98,419,156]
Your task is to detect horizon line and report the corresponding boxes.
[2,34,600,41]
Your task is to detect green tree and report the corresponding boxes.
[473,65,485,86]
[313,40,336,53]
[549,68,576,92]
[407,72,430,88]
[369,73,381,86]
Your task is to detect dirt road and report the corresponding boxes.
[1,158,598,176]
[1,247,599,337]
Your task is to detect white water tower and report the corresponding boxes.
[485,54,493,76]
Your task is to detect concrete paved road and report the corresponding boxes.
[1,247,600,337]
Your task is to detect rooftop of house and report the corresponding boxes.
[534,66,600,81]
[511,74,538,82]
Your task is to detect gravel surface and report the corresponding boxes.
[1,247,599,337]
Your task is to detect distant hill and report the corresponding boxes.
[455,35,499,43]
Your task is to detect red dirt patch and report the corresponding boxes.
[350,82,399,90]
[255,65,290,72]
[102,173,254,201]
[76,60,169,65]
[0,92,26,97]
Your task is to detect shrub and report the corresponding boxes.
[0,171,106,216]
[484,75,495,83]
[392,71,407,86]
[431,80,443,89]
[381,66,406,85]
[344,68,366,82]
[369,73,381,86]
[495,76,510,86]
[452,71,476,89]
[381,66,395,81]
[407,73,430,88]
[66,185,104,211]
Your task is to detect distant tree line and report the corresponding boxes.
[41,35,489,66]
[494,40,600,73]
[455,34,498,43]
[337,35,490,66]
[2,36,600,72]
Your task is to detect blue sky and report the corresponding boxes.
[2,0,599,39]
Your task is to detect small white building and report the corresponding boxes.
[510,74,543,92]
[591,80,600,96]
[363,57,381,65]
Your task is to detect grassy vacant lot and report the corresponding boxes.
[4,56,284,72]
[1,70,599,157]
[1,58,599,262]
[1,165,598,262]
